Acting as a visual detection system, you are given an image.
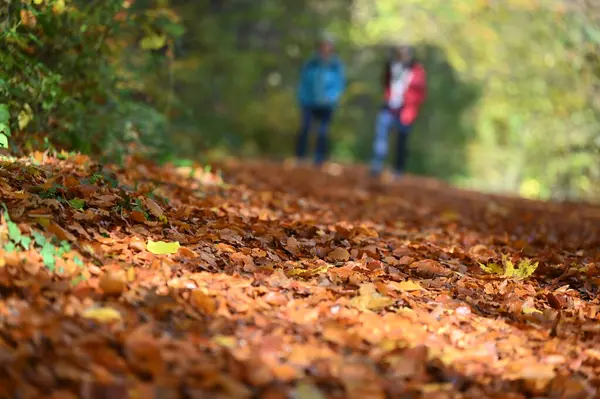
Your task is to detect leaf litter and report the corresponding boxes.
[0,155,599,397]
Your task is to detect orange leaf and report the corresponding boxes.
[99,272,126,297]
[190,290,216,314]
[129,210,146,223]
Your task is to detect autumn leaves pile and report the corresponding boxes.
[0,153,599,398]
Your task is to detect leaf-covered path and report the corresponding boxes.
[1,154,599,398]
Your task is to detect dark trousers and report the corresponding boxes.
[296,106,334,165]
[370,108,412,175]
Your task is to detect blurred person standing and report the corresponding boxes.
[295,32,346,166]
[370,44,427,178]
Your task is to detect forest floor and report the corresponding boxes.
[0,152,600,399]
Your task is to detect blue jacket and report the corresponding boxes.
[297,55,345,108]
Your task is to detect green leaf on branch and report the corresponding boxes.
[140,34,167,50]
[0,104,11,148]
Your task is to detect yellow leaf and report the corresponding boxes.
[480,256,538,280]
[82,307,122,323]
[34,0,44,4]
[479,261,504,275]
[127,267,136,282]
[52,0,66,14]
[146,240,180,255]
[351,283,394,311]
[439,210,459,222]
[392,280,423,292]
[33,217,50,228]
[18,104,33,130]
[213,335,236,348]
[522,306,542,315]
[295,382,326,399]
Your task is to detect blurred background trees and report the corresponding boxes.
[2,0,600,201]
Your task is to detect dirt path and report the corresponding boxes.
[0,154,599,398]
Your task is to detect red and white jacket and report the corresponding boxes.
[382,61,427,125]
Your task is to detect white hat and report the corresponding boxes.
[320,31,335,45]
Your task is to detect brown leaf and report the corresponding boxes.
[77,184,98,198]
[48,221,76,242]
[230,252,256,270]
[129,210,146,223]
[215,243,235,253]
[547,292,565,310]
[144,197,164,218]
[178,246,198,258]
[398,255,414,266]
[409,259,451,278]
[549,376,595,399]
[286,237,300,255]
[326,247,351,262]
[124,325,164,378]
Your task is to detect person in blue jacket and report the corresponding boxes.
[295,33,346,166]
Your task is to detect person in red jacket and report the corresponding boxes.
[370,44,427,178]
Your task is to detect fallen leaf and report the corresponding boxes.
[48,221,76,242]
[124,325,164,377]
[391,280,423,292]
[522,306,542,315]
[286,236,300,255]
[294,382,326,399]
[129,210,146,223]
[99,272,125,296]
[82,307,122,323]
[351,283,394,311]
[213,335,237,348]
[410,259,451,278]
[146,240,180,255]
[127,267,136,282]
[327,247,350,262]
[547,292,564,310]
[190,290,216,314]
[144,197,164,219]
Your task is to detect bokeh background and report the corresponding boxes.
[2,0,599,201]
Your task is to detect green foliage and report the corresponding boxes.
[1,205,82,272]
[0,104,10,148]
[1,0,183,161]
[479,255,539,280]
[68,198,85,210]
[351,0,600,200]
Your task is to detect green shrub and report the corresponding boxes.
[0,0,183,161]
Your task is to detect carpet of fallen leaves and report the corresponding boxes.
[1,152,600,399]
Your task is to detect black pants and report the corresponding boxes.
[296,106,334,165]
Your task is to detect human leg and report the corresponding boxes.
[394,121,412,175]
[370,108,395,175]
[314,107,333,166]
[295,107,313,159]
